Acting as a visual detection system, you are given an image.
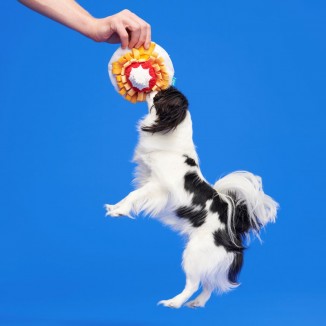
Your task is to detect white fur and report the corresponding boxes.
[105,94,278,308]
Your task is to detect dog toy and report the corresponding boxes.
[108,42,175,103]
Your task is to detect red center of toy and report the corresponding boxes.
[125,61,157,92]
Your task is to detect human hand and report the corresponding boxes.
[90,9,151,49]
[19,2,151,49]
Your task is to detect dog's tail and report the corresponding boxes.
[213,171,278,242]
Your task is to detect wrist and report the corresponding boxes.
[87,17,114,43]
[78,15,99,41]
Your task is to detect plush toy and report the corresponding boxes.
[108,42,175,103]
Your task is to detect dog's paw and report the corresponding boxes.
[104,204,134,219]
[157,299,182,309]
[105,204,120,217]
[185,299,206,308]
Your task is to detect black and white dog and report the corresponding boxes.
[105,87,278,308]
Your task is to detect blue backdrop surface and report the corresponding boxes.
[1,1,325,325]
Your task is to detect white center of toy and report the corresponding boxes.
[128,65,152,90]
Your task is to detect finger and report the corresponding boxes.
[124,11,151,48]
[127,21,141,49]
[134,21,149,49]
[115,23,129,49]
[144,22,151,49]
[106,32,121,44]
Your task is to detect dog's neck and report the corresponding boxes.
[136,96,196,157]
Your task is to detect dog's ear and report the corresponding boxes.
[142,86,188,134]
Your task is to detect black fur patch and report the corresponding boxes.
[177,172,230,227]
[228,252,244,284]
[176,206,207,227]
[228,192,259,234]
[213,229,244,253]
[141,86,188,134]
[183,155,198,167]
[210,196,229,225]
[213,228,245,284]
[184,172,215,207]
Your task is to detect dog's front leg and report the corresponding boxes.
[105,183,164,218]
[105,193,135,218]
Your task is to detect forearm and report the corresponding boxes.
[19,0,96,39]
[19,1,152,48]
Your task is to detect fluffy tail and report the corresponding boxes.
[214,171,278,242]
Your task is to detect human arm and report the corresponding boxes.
[18,0,151,49]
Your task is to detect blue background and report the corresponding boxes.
[1,1,325,325]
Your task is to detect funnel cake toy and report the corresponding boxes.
[108,42,174,103]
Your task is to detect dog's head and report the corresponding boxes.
[142,86,188,134]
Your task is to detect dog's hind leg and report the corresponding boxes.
[158,239,202,309]
[158,273,200,309]
[185,286,212,308]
